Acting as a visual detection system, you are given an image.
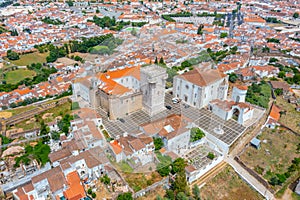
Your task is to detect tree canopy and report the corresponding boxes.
[7,50,19,60]
[117,192,133,200]
[154,137,164,150]
[190,127,205,142]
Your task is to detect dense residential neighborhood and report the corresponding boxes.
[0,0,300,199]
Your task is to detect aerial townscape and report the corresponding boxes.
[0,0,300,199]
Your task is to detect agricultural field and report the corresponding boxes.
[8,52,49,66]
[200,165,264,200]
[240,128,300,195]
[276,96,300,133]
[4,69,36,84]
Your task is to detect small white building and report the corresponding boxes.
[209,86,254,125]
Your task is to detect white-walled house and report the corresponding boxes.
[109,133,154,165]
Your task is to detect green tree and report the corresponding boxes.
[293,73,300,84]
[100,174,111,185]
[66,0,73,6]
[154,137,164,150]
[154,57,158,64]
[228,73,238,83]
[40,120,49,135]
[7,50,19,60]
[220,32,228,38]
[173,171,188,194]
[181,60,192,69]
[176,192,188,200]
[293,12,299,18]
[10,29,18,36]
[165,189,175,200]
[172,158,186,174]
[274,88,283,96]
[87,188,92,194]
[262,46,270,53]
[269,57,278,63]
[51,131,60,141]
[91,193,96,198]
[117,192,133,200]
[278,71,285,78]
[190,127,205,142]
[156,195,163,200]
[157,162,170,177]
[207,152,215,160]
[192,184,201,200]
[159,57,165,65]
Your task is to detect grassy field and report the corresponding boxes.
[125,27,140,31]
[136,186,166,200]
[124,172,163,192]
[42,101,72,123]
[240,128,299,192]
[9,52,49,66]
[4,69,36,84]
[200,165,264,200]
[276,96,300,133]
[9,105,37,115]
[14,101,71,130]
[0,105,37,116]
[113,161,133,173]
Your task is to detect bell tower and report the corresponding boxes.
[140,65,168,116]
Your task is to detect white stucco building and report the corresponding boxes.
[173,68,228,108]
[209,86,254,125]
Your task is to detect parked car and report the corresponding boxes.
[166,105,172,110]
[172,97,180,104]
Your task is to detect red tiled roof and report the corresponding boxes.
[110,140,122,155]
[63,171,86,200]
[269,104,281,121]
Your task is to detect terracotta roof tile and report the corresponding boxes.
[177,68,227,87]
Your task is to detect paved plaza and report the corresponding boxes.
[97,92,262,148]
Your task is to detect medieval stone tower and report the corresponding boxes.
[140,65,168,116]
